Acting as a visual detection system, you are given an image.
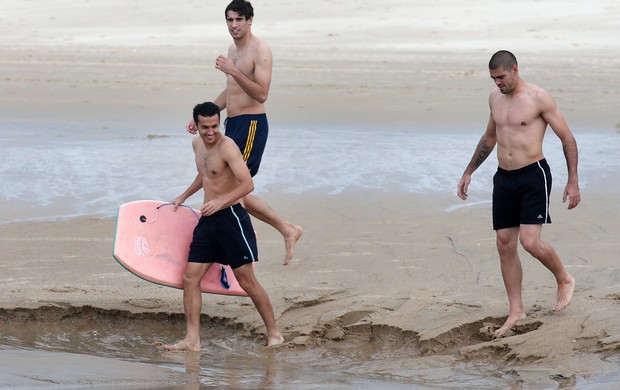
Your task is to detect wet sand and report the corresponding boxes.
[0,350,186,389]
[2,0,620,387]
[2,190,620,387]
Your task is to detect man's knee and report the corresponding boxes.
[496,234,517,257]
[519,235,544,257]
[182,271,197,288]
[183,264,207,288]
[233,265,258,291]
[517,224,545,255]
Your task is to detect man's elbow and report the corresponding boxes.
[254,90,269,104]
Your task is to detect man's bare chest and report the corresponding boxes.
[229,51,255,78]
[492,98,541,128]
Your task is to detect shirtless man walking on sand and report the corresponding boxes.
[457,50,579,338]
[187,0,302,265]
[165,102,284,351]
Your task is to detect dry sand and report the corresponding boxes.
[1,0,620,386]
[1,0,619,129]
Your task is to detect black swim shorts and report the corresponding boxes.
[188,203,258,269]
[224,113,268,177]
[492,159,552,230]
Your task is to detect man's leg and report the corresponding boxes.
[495,227,526,337]
[519,224,575,312]
[243,194,303,265]
[164,262,212,351]
[233,263,284,346]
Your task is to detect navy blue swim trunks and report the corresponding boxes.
[224,113,268,177]
[492,159,552,230]
[188,203,258,269]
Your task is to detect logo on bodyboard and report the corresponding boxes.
[133,236,150,256]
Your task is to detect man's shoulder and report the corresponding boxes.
[522,82,554,107]
[250,33,269,45]
[216,135,244,162]
[191,135,202,148]
[522,81,546,92]
[233,35,271,60]
[217,134,240,152]
[250,35,272,54]
[488,88,503,106]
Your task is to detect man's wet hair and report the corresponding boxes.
[225,0,254,20]
[489,50,518,70]
[193,102,221,124]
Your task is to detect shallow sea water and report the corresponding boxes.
[2,308,620,389]
[2,120,620,223]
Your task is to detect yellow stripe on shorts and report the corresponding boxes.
[242,120,257,163]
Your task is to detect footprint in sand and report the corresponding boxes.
[125,298,165,309]
[48,287,85,293]
[479,319,543,341]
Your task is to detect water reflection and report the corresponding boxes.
[1,310,619,389]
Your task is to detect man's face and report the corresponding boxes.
[490,65,517,94]
[226,11,252,40]
[197,115,220,144]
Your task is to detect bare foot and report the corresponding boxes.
[283,224,303,265]
[553,274,575,312]
[162,339,201,352]
[494,311,527,338]
[267,333,285,347]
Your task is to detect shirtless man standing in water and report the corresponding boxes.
[457,50,580,337]
[187,0,302,265]
[165,102,283,351]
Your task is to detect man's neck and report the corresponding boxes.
[233,32,253,48]
[512,79,526,95]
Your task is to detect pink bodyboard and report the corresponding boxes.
[112,200,249,296]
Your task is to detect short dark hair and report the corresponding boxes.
[225,0,254,20]
[193,102,220,124]
[489,50,518,70]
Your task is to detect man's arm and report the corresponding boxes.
[171,173,202,210]
[215,44,272,103]
[457,113,497,200]
[213,89,227,112]
[540,91,580,209]
[171,137,203,207]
